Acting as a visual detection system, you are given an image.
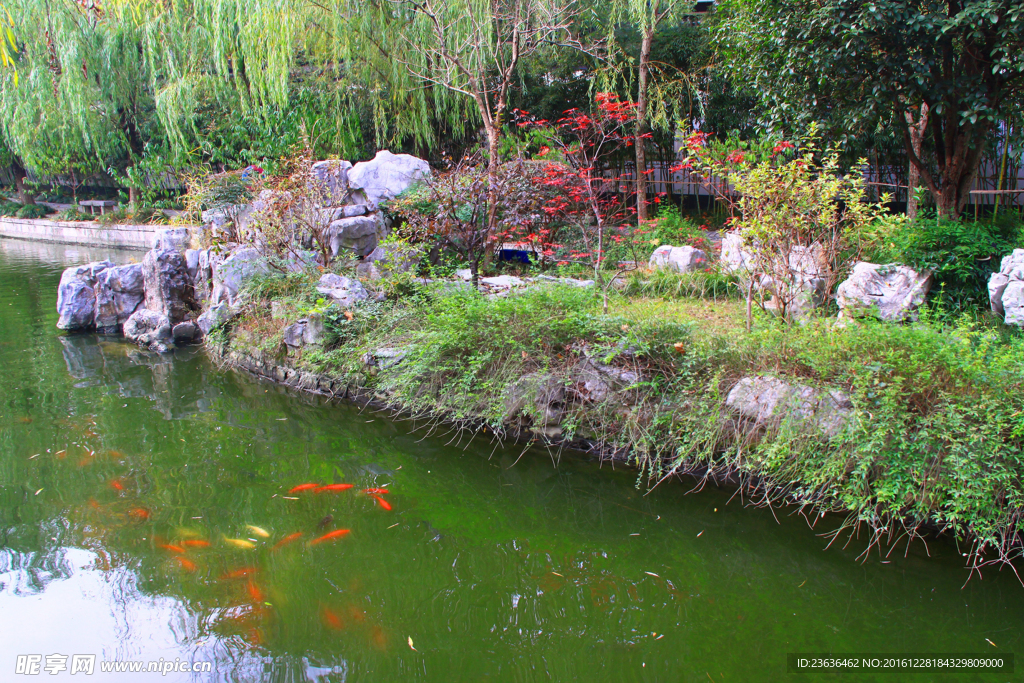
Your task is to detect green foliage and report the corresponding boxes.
[621,268,740,300]
[95,207,169,226]
[54,208,96,222]
[864,215,1023,313]
[13,203,52,218]
[647,204,711,251]
[0,200,20,216]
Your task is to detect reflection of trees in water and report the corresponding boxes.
[0,237,139,269]
[0,545,73,596]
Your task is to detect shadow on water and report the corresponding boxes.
[0,238,1021,683]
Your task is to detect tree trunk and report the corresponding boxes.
[12,159,35,205]
[635,26,653,223]
[904,103,929,219]
[128,184,139,210]
[482,123,500,271]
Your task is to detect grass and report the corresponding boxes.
[220,267,1024,571]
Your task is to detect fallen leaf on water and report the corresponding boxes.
[986,638,997,647]
[407,637,416,651]
[34,488,43,495]
[696,530,704,537]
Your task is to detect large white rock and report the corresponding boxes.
[211,247,270,306]
[56,261,113,330]
[123,309,174,353]
[720,232,753,273]
[649,245,708,273]
[347,150,430,208]
[310,160,353,206]
[197,302,232,335]
[836,262,932,322]
[142,248,196,324]
[316,273,368,306]
[94,264,145,330]
[327,215,387,258]
[726,375,853,438]
[988,249,1024,325]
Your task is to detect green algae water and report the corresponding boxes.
[0,238,1021,683]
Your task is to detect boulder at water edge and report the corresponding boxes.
[835,262,931,322]
[988,249,1024,326]
[648,245,707,273]
[197,302,232,335]
[152,227,192,252]
[347,150,431,208]
[726,375,853,438]
[56,261,114,330]
[123,309,174,353]
[211,247,270,306]
[94,264,145,330]
[142,248,196,323]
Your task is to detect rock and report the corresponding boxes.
[185,249,201,282]
[327,215,387,258]
[360,347,406,369]
[988,249,1024,325]
[123,309,174,353]
[94,264,145,330]
[836,262,932,322]
[720,232,753,273]
[534,275,595,288]
[573,359,639,403]
[56,261,113,330]
[142,248,196,323]
[152,227,192,252]
[316,273,368,306]
[726,375,853,438]
[341,204,368,218]
[302,313,325,345]
[172,321,198,343]
[197,303,232,335]
[356,243,424,280]
[282,321,306,348]
[480,275,525,291]
[347,150,431,208]
[649,245,708,273]
[211,247,270,306]
[310,160,353,206]
[504,373,566,438]
[455,268,473,281]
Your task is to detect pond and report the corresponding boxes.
[0,238,1019,682]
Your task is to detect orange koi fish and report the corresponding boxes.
[87,498,100,510]
[271,532,303,551]
[288,483,319,494]
[373,495,392,511]
[321,607,344,630]
[308,529,351,546]
[362,488,389,495]
[182,539,210,548]
[159,543,186,554]
[246,580,265,602]
[109,478,124,492]
[221,567,258,580]
[175,556,197,572]
[128,507,150,521]
[315,484,354,493]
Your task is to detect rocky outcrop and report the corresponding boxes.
[56,261,113,330]
[726,375,853,438]
[836,262,931,322]
[649,245,708,273]
[316,273,368,306]
[142,248,196,323]
[123,309,174,353]
[988,249,1024,326]
[282,313,326,350]
[211,247,270,306]
[310,160,353,206]
[197,302,232,335]
[152,227,192,252]
[94,264,145,330]
[571,359,639,403]
[348,150,431,208]
[327,215,386,258]
[505,373,567,439]
[356,243,424,280]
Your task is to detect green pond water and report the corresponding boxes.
[0,238,1020,683]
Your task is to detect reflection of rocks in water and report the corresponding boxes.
[0,547,73,596]
[58,334,216,420]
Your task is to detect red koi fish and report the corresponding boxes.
[373,495,392,511]
[175,556,197,572]
[109,478,124,492]
[128,507,150,521]
[182,539,210,548]
[321,607,344,630]
[159,543,185,554]
[288,483,319,494]
[221,567,258,580]
[362,488,389,495]
[271,532,303,551]
[246,580,265,602]
[308,529,351,546]
[315,484,354,493]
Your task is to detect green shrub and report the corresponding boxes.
[863,215,1022,314]
[14,204,53,219]
[55,208,96,222]
[647,204,712,251]
[0,201,22,217]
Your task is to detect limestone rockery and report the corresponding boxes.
[55,150,432,352]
